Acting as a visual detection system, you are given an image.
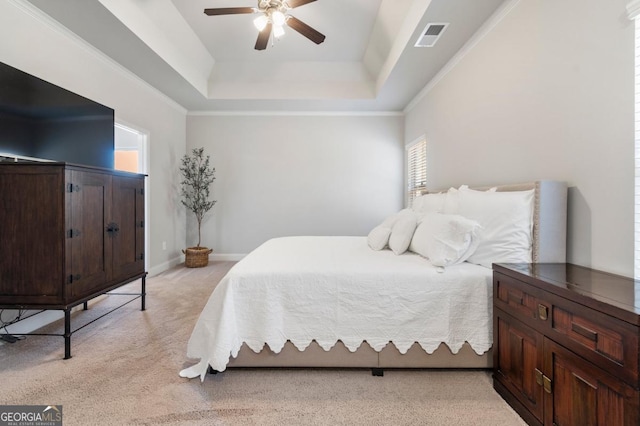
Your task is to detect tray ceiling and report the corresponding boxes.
[25,0,506,112]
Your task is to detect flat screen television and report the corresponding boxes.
[0,60,114,169]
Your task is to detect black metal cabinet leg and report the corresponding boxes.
[64,308,72,360]
[141,275,146,311]
[83,301,88,310]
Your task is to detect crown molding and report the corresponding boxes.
[7,0,187,115]
[187,110,404,117]
[628,0,640,20]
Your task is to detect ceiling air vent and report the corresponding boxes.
[414,23,449,47]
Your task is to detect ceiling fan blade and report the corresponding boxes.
[255,23,272,50]
[286,0,317,9]
[286,16,325,45]
[204,7,256,16]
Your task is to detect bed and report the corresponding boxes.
[180,181,567,381]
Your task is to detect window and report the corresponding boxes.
[114,123,147,174]
[406,137,427,207]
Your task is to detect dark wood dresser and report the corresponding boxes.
[493,263,640,426]
[0,161,146,358]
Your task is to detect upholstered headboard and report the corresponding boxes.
[432,181,568,264]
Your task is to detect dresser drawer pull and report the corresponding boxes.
[507,292,523,306]
[537,304,548,321]
[571,322,598,342]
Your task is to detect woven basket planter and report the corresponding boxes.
[183,247,213,268]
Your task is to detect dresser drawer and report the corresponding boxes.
[547,292,639,388]
[494,273,545,323]
[494,271,640,388]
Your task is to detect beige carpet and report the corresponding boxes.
[0,262,526,426]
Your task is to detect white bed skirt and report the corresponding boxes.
[228,340,492,369]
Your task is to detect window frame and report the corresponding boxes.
[406,136,428,208]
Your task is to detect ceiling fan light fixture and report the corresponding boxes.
[204,0,325,50]
[253,15,269,31]
[273,25,285,38]
[271,10,286,27]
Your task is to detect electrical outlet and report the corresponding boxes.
[162,241,166,250]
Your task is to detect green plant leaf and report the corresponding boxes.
[179,147,216,247]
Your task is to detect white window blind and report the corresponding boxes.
[406,138,427,207]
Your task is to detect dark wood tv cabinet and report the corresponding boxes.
[0,161,146,358]
[492,263,640,425]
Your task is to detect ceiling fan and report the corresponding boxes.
[204,0,326,50]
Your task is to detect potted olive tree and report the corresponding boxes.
[180,147,216,268]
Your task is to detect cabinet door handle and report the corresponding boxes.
[543,375,553,394]
[534,368,553,394]
[534,368,544,386]
[106,222,120,236]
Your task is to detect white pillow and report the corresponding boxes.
[443,185,496,214]
[442,186,465,214]
[410,213,481,267]
[457,189,535,268]
[367,212,400,250]
[412,193,446,215]
[367,226,392,250]
[388,209,418,255]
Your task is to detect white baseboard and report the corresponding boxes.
[147,253,244,278]
[0,303,88,339]
[2,310,63,337]
[211,253,246,262]
[148,256,183,277]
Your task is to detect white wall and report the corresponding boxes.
[0,1,187,276]
[405,0,634,276]
[186,114,404,255]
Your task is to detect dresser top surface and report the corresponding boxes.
[494,263,640,318]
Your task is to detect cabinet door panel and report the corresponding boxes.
[544,339,638,426]
[0,166,64,304]
[494,310,544,422]
[110,176,144,282]
[68,171,111,299]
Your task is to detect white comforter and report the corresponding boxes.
[180,236,493,381]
